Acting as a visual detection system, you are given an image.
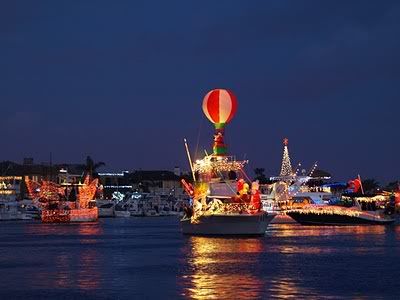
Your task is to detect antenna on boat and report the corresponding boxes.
[184,138,196,182]
[358,174,364,195]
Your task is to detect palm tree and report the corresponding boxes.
[361,178,380,194]
[84,156,105,179]
[254,168,268,184]
[384,181,400,192]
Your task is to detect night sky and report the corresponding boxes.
[1,1,399,183]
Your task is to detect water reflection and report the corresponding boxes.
[270,224,386,238]
[23,222,103,239]
[23,222,103,292]
[77,249,101,290]
[268,224,388,255]
[395,224,400,241]
[181,237,264,299]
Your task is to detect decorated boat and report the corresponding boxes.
[287,193,395,225]
[180,89,275,236]
[25,176,98,223]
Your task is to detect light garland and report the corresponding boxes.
[289,205,362,217]
[78,176,98,209]
[279,138,293,176]
[189,198,260,223]
[39,181,61,202]
[193,156,247,174]
[25,178,41,199]
[341,195,387,203]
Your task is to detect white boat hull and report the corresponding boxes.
[180,212,275,236]
[0,212,31,221]
[115,210,131,217]
[98,207,115,218]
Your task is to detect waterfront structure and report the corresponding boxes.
[128,170,185,197]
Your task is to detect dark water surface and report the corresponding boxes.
[0,218,399,299]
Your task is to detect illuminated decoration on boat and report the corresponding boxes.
[342,195,387,203]
[202,89,237,156]
[78,176,98,208]
[288,194,390,218]
[182,89,263,227]
[39,181,61,202]
[190,199,261,224]
[193,156,248,174]
[41,208,98,223]
[289,205,362,217]
[25,178,41,199]
[280,138,293,176]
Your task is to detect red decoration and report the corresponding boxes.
[39,181,61,202]
[202,89,238,156]
[25,178,41,199]
[78,176,98,209]
[181,179,194,197]
[283,138,289,146]
[202,89,237,128]
[348,178,361,193]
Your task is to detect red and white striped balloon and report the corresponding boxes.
[202,89,238,127]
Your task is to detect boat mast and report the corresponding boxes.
[184,138,196,182]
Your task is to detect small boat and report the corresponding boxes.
[26,176,99,223]
[23,204,41,220]
[96,200,115,218]
[144,208,160,217]
[0,176,31,220]
[0,201,32,221]
[114,204,131,217]
[287,193,395,225]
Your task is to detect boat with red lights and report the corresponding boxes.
[180,89,275,236]
[26,175,99,223]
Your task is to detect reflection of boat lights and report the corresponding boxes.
[182,237,264,299]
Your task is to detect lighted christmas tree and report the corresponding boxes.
[279,138,293,176]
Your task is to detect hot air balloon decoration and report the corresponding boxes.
[202,89,238,156]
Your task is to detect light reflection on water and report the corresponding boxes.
[22,223,104,292]
[0,219,399,299]
[180,223,400,299]
[181,237,264,299]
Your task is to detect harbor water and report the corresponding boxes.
[0,218,399,299]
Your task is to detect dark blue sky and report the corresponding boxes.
[1,1,399,183]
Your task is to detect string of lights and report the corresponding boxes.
[279,138,293,176]
[193,156,248,174]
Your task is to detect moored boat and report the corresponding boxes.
[96,200,115,217]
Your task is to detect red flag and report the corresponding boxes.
[348,178,361,193]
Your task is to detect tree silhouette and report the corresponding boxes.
[254,168,268,184]
[384,181,399,192]
[361,178,380,194]
[84,156,105,179]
